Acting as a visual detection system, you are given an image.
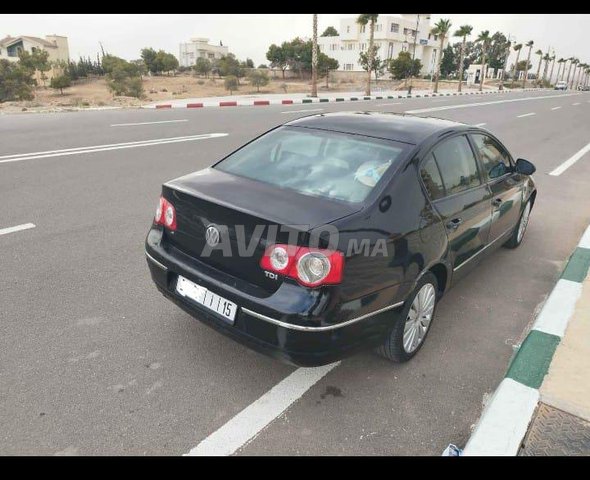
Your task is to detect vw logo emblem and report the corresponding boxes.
[205,225,220,247]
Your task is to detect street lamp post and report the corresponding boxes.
[408,14,420,95]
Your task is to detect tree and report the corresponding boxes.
[224,75,238,94]
[359,45,384,80]
[476,30,491,91]
[321,26,339,37]
[248,69,269,92]
[257,64,268,69]
[439,45,456,78]
[548,55,556,85]
[311,14,318,97]
[266,44,287,79]
[486,32,511,71]
[357,14,379,96]
[49,74,71,95]
[510,43,522,87]
[103,54,144,98]
[218,54,243,80]
[431,18,452,93]
[318,52,339,87]
[388,51,422,80]
[157,51,179,75]
[454,24,472,92]
[242,58,254,68]
[535,49,548,84]
[0,59,36,101]
[194,57,212,77]
[522,40,534,88]
[141,47,158,74]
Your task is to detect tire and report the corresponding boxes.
[504,199,532,249]
[376,272,438,363]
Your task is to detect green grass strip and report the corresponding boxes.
[561,247,590,283]
[506,330,560,389]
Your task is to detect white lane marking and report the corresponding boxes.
[551,106,562,110]
[579,224,590,250]
[0,134,228,165]
[474,123,487,127]
[185,363,339,456]
[110,119,188,127]
[405,92,580,114]
[281,108,324,114]
[517,112,536,118]
[377,102,402,106]
[463,378,539,456]
[572,102,581,106]
[549,141,590,176]
[532,279,583,338]
[0,223,36,236]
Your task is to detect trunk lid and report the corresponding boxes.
[163,168,361,292]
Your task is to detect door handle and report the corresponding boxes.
[446,218,463,230]
[492,198,503,207]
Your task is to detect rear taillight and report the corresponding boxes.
[260,244,344,287]
[154,196,177,231]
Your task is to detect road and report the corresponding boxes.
[1,90,589,455]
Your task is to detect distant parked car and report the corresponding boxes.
[577,84,590,91]
[555,81,568,90]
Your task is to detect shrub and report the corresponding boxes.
[0,59,35,102]
[248,70,269,92]
[224,75,239,94]
[197,79,205,85]
[49,74,72,95]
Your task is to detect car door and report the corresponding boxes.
[419,134,493,278]
[469,133,523,244]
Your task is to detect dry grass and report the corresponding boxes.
[0,73,495,114]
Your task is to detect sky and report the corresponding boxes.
[1,14,589,67]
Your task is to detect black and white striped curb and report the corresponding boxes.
[146,88,552,109]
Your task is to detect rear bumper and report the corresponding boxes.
[145,228,406,366]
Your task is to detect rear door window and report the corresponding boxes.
[431,135,481,196]
[420,153,445,200]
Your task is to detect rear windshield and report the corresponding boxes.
[215,126,408,204]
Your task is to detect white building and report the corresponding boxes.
[178,38,229,67]
[317,14,445,75]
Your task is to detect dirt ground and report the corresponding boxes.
[0,73,501,114]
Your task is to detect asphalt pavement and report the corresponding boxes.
[1,89,589,455]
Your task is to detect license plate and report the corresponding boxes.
[176,275,238,323]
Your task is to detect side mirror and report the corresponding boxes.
[515,158,536,175]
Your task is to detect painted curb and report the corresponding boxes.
[463,224,590,456]
[148,88,552,110]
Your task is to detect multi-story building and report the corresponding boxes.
[0,34,69,63]
[178,38,229,67]
[317,14,445,75]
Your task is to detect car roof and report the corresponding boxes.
[284,111,468,145]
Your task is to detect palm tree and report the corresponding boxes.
[534,49,543,86]
[548,55,556,85]
[311,14,318,97]
[511,43,523,88]
[356,14,379,96]
[542,53,551,82]
[454,24,473,92]
[566,57,575,86]
[556,58,565,81]
[431,18,452,93]
[476,30,491,91]
[522,40,534,88]
[570,58,579,88]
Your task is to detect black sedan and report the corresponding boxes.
[145,112,537,366]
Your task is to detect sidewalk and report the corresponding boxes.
[143,86,544,109]
[463,225,590,455]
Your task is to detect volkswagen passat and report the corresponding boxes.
[145,112,537,366]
